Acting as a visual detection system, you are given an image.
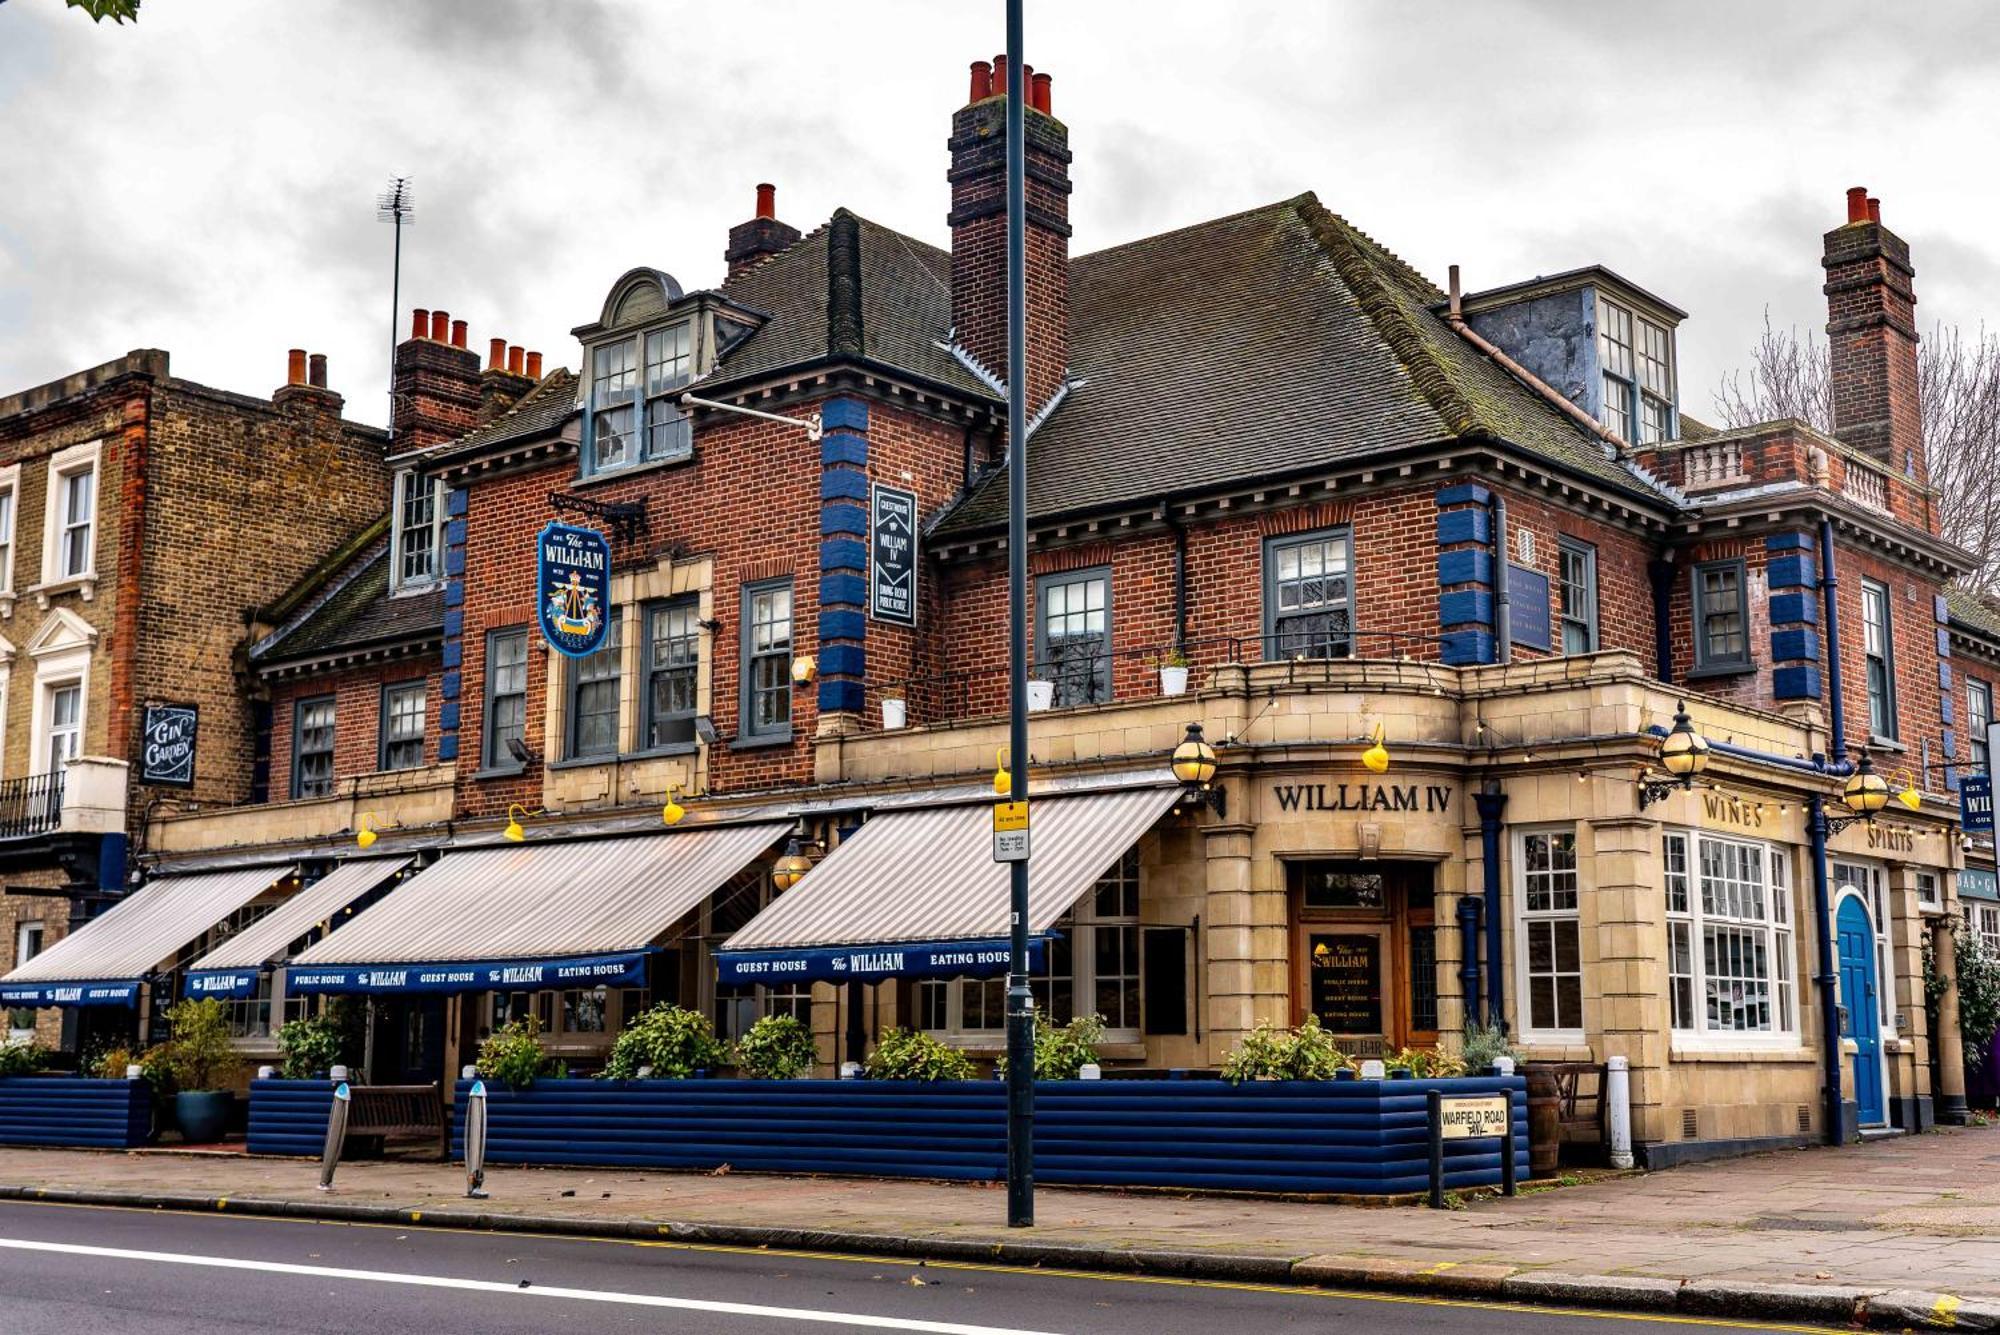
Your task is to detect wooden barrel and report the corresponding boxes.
[1525,1065,1562,1175]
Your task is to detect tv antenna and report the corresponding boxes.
[376,175,414,440]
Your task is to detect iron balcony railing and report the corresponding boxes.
[0,769,65,840]
[865,629,1456,731]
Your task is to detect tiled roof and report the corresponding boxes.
[716,210,994,399]
[933,193,1671,536]
[1947,586,2000,644]
[253,539,443,668]
[417,369,579,466]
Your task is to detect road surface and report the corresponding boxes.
[0,1199,1836,1333]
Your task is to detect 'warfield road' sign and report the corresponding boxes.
[537,522,612,657]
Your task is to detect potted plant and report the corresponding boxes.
[1026,678,1055,712]
[864,1028,975,1081]
[601,1003,728,1080]
[880,695,908,730]
[1220,1016,1350,1082]
[161,997,242,1144]
[1156,648,1190,697]
[476,1015,566,1088]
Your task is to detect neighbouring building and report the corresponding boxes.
[18,61,1982,1165]
[0,346,391,1050]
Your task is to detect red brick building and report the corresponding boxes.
[120,64,1983,1155]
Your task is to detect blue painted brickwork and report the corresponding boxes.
[1770,629,1819,663]
[1441,630,1495,665]
[1438,551,1494,588]
[1440,590,1495,629]
[1436,510,1491,547]
[818,397,869,716]
[1764,533,1813,553]
[438,486,470,757]
[1774,666,1823,700]
[1938,628,1953,658]
[1434,483,1493,508]
[1768,593,1818,626]
[1766,555,1816,590]
[1940,663,1953,691]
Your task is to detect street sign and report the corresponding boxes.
[1962,774,1994,836]
[992,801,1029,863]
[1438,1094,1510,1140]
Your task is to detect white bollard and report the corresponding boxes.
[124,1064,144,1081]
[256,1065,276,1081]
[1078,1063,1102,1081]
[1605,1054,1634,1169]
[839,1061,862,1080]
[329,1065,349,1083]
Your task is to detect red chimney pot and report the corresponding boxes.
[1021,64,1033,95]
[286,348,307,386]
[969,60,992,103]
[992,54,1008,95]
[450,319,468,349]
[308,353,328,388]
[526,351,543,379]
[1866,197,1881,225]
[755,183,776,219]
[411,308,429,340]
[1031,72,1052,115]
[430,309,450,342]
[1846,186,1869,225]
[508,345,525,376]
[488,337,507,371]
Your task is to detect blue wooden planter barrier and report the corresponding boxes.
[447,1075,1529,1195]
[0,1077,150,1149]
[247,1079,337,1156]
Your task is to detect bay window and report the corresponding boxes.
[1664,831,1798,1041]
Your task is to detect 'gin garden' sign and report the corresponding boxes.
[537,522,612,658]
[140,702,198,788]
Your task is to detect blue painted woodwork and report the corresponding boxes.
[0,1077,150,1148]
[1837,897,1884,1126]
[442,1076,1530,1195]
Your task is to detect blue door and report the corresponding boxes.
[1836,896,1884,1127]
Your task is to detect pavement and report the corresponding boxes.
[0,1125,1995,1329]
[0,1198,1842,1335]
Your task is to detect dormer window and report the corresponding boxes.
[1598,296,1676,445]
[584,321,694,477]
[392,468,445,592]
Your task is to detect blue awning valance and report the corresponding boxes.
[285,950,650,997]
[0,979,141,1007]
[182,969,261,1000]
[716,936,1046,985]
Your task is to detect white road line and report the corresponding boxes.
[0,1236,1066,1335]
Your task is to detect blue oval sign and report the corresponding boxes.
[537,521,612,658]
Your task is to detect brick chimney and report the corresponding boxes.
[1824,186,1923,482]
[725,183,802,279]
[392,306,482,447]
[274,347,342,414]
[947,55,1070,413]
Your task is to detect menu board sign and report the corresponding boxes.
[1309,933,1381,1035]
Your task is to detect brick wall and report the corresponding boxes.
[267,658,443,796]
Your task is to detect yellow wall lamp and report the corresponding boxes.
[503,803,548,843]
[1170,722,1225,817]
[355,812,382,850]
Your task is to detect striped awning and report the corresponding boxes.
[0,866,295,1006]
[718,787,1177,981]
[181,857,413,998]
[287,825,789,992]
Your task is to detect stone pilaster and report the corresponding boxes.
[1932,916,1970,1124]
[1202,808,1284,1057]
[1586,812,1670,1145]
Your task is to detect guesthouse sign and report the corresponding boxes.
[536,522,612,658]
[870,483,918,627]
[140,702,198,789]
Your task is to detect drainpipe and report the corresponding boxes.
[1456,894,1485,1028]
[1491,496,1512,665]
[1648,555,1676,682]
[1818,520,1847,757]
[1475,782,1508,1031]
[1807,795,1845,1146]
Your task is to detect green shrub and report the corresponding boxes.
[602,1004,728,1080]
[1386,1046,1467,1078]
[1459,1019,1524,1074]
[732,1013,816,1080]
[161,998,242,1092]
[1004,1014,1106,1080]
[0,1042,47,1078]
[475,1015,564,1088]
[1953,926,2000,1073]
[864,1028,975,1082]
[1221,1016,1350,1082]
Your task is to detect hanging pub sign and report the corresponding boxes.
[139,702,198,789]
[1962,774,1994,836]
[870,482,918,627]
[536,521,612,658]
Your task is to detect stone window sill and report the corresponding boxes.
[1867,736,1907,753]
[1684,662,1754,682]
[573,453,691,490]
[729,731,793,751]
[26,575,96,608]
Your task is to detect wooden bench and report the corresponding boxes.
[345,1083,448,1160]
[1546,1062,1607,1150]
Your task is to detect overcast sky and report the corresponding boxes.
[3,0,1997,429]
